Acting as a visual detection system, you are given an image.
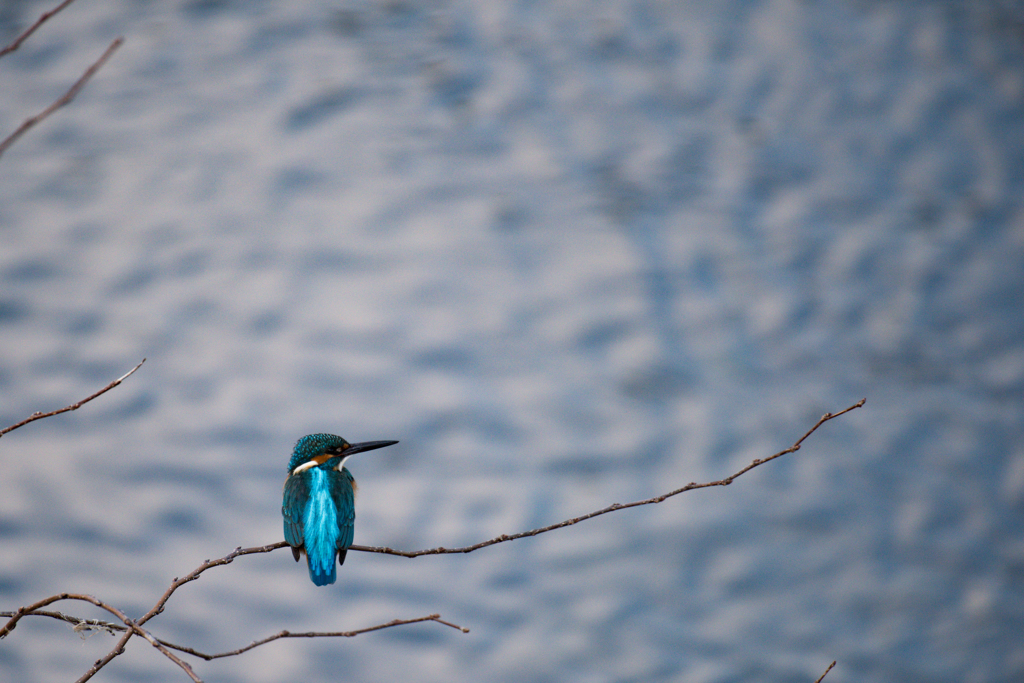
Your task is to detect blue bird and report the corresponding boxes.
[282,433,397,586]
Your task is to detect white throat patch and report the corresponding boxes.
[291,454,351,476]
[291,460,317,475]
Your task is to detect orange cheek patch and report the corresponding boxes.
[311,454,333,466]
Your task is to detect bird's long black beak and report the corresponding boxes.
[342,440,398,456]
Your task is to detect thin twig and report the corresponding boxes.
[76,631,132,683]
[813,661,837,683]
[0,0,80,59]
[62,542,296,681]
[0,36,123,160]
[0,593,201,682]
[121,617,202,683]
[136,541,286,627]
[0,358,144,438]
[158,613,469,661]
[351,399,867,558]
[0,608,125,635]
[2,603,466,667]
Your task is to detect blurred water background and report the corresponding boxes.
[1,0,1023,681]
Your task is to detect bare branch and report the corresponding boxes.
[0,358,144,438]
[137,541,287,627]
[4,597,464,681]
[1,606,469,656]
[126,399,863,610]
[76,631,132,683]
[122,616,203,683]
[2,400,861,680]
[0,36,123,161]
[0,0,80,59]
[0,608,124,636]
[351,399,867,558]
[123,399,862,628]
[41,542,296,680]
[158,613,469,661]
[813,661,837,683]
[0,593,202,682]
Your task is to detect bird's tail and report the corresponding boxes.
[307,550,338,586]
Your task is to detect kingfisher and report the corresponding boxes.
[282,433,398,586]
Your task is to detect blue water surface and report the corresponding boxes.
[1,1,1023,682]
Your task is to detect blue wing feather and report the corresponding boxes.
[282,473,307,554]
[333,468,356,566]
